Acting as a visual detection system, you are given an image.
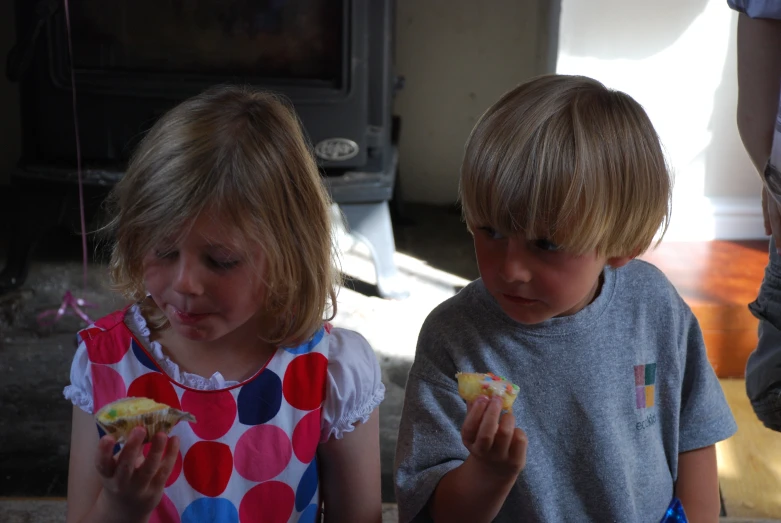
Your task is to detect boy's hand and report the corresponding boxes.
[461,396,527,481]
[94,427,179,522]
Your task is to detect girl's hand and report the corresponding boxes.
[94,427,180,521]
[461,396,527,481]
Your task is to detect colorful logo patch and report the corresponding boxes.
[634,363,656,409]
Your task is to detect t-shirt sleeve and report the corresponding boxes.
[63,335,95,414]
[677,308,738,453]
[394,324,468,523]
[320,328,385,442]
[727,0,781,19]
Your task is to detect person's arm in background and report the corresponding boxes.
[736,12,781,248]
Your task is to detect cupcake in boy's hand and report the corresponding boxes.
[456,372,519,410]
[95,397,196,443]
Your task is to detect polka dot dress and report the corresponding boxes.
[80,310,330,523]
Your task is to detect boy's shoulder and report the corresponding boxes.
[421,279,486,330]
[617,259,684,308]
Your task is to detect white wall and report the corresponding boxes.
[558,0,765,240]
[394,0,551,205]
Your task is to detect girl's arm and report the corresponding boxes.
[65,405,179,523]
[674,445,720,523]
[66,406,106,523]
[317,409,383,523]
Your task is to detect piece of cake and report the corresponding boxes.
[456,372,520,410]
[95,397,196,443]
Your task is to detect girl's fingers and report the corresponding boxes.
[150,436,180,491]
[95,435,118,479]
[114,428,146,484]
[462,396,489,445]
[135,432,168,485]
[473,397,502,454]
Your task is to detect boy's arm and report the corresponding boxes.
[674,445,720,523]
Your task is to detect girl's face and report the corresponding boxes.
[473,226,632,324]
[143,212,267,346]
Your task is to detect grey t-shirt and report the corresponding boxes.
[394,260,737,523]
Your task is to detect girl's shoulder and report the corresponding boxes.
[320,326,385,441]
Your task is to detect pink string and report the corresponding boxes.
[37,0,94,327]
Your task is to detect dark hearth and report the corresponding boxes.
[4,0,407,298]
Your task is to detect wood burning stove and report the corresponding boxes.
[4,0,407,298]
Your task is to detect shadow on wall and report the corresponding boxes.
[562,0,708,60]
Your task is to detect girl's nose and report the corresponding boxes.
[171,254,205,296]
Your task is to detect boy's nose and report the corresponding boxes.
[171,255,205,296]
[499,239,532,283]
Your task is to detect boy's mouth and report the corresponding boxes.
[502,294,538,305]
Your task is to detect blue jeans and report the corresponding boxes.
[747,238,781,431]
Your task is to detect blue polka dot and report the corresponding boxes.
[299,504,319,523]
[296,458,319,512]
[237,368,282,425]
[131,339,159,372]
[181,498,238,523]
[96,425,121,455]
[283,326,325,355]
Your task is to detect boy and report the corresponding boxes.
[394,74,736,523]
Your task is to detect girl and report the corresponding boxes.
[63,85,385,523]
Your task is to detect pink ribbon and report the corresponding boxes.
[37,0,93,327]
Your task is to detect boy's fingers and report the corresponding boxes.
[508,428,528,468]
[462,396,489,445]
[473,398,502,454]
[492,412,516,458]
[150,436,180,491]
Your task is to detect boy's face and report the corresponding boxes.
[473,227,631,324]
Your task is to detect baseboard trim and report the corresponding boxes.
[666,197,766,241]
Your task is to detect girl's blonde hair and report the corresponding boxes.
[460,74,672,258]
[105,85,339,346]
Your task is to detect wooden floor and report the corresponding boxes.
[642,240,780,519]
[717,379,781,519]
[640,240,769,378]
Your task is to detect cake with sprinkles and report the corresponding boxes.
[456,372,520,410]
[95,397,196,443]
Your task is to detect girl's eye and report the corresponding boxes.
[533,239,561,252]
[478,226,505,240]
[154,249,177,260]
[208,257,240,271]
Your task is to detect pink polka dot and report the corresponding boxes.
[85,325,131,364]
[143,443,182,488]
[149,493,180,523]
[91,365,127,412]
[283,353,328,411]
[181,390,236,440]
[239,482,294,523]
[234,425,292,482]
[127,372,181,410]
[292,408,321,464]
[183,441,233,497]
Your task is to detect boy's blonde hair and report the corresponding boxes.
[460,74,672,258]
[105,85,339,346]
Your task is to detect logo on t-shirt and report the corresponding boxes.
[634,363,656,409]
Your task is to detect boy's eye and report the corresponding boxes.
[478,226,505,240]
[533,239,561,252]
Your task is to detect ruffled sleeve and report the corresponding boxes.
[62,335,94,414]
[320,328,385,442]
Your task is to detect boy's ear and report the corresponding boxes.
[606,248,641,269]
